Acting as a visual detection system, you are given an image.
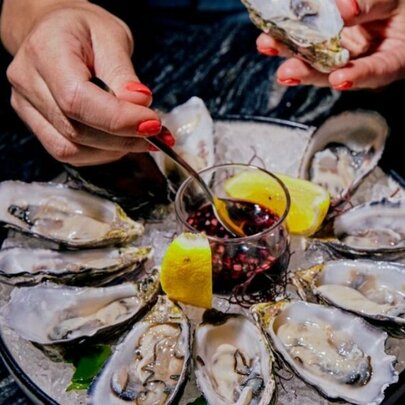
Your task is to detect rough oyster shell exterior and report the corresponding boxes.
[242,0,349,72]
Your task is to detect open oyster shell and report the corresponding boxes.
[0,246,153,286]
[88,295,190,405]
[299,111,389,208]
[0,268,160,345]
[0,181,144,248]
[193,309,276,405]
[292,260,405,329]
[251,300,398,405]
[241,0,349,72]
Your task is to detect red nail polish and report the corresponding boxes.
[137,120,162,135]
[351,0,360,17]
[258,47,279,56]
[334,81,353,91]
[160,131,176,147]
[147,143,159,152]
[125,82,152,96]
[278,78,301,86]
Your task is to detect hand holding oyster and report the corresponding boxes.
[242,0,350,72]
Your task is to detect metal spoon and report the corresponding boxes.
[90,77,246,237]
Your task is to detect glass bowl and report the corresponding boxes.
[175,163,291,304]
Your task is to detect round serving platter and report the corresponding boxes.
[1,116,404,405]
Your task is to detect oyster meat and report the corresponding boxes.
[252,300,398,404]
[241,0,349,72]
[292,260,405,326]
[0,269,160,345]
[89,295,190,404]
[326,198,405,258]
[193,309,276,405]
[0,181,144,248]
[0,246,153,286]
[299,111,389,207]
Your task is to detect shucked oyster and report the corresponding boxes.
[252,300,398,404]
[0,246,153,286]
[0,269,160,345]
[0,181,144,248]
[299,111,388,207]
[292,260,405,328]
[89,295,190,405]
[242,0,349,72]
[193,309,276,405]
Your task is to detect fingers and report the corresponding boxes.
[256,33,293,58]
[329,48,405,89]
[337,0,398,25]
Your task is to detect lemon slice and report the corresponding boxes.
[224,171,330,236]
[160,232,212,308]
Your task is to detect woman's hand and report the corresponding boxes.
[0,0,170,166]
[256,0,405,90]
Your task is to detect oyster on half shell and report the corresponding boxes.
[251,300,398,405]
[242,0,349,72]
[193,309,276,405]
[89,295,190,405]
[292,260,405,328]
[0,246,153,286]
[0,269,160,345]
[0,181,144,248]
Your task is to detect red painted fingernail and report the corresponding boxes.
[147,143,159,152]
[334,81,353,91]
[137,120,162,135]
[258,47,279,56]
[160,131,176,147]
[351,0,361,17]
[278,78,301,86]
[125,82,152,96]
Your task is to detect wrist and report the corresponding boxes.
[0,0,88,55]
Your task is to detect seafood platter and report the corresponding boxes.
[0,94,404,405]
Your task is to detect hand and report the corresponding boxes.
[256,0,405,90]
[1,0,169,166]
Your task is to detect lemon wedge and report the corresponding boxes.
[224,171,330,236]
[160,232,212,308]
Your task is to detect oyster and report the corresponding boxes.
[326,198,405,258]
[292,260,405,327]
[0,246,153,286]
[89,295,190,404]
[299,111,389,207]
[0,269,160,345]
[193,309,276,405]
[0,181,144,248]
[252,300,398,404]
[241,0,349,72]
[155,97,215,186]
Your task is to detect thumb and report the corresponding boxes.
[337,0,398,25]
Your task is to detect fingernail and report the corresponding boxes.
[351,0,360,17]
[137,120,162,135]
[160,131,176,147]
[147,143,159,152]
[125,82,152,96]
[278,78,301,86]
[333,81,353,91]
[257,47,279,56]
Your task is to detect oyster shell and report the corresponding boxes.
[0,246,153,286]
[0,181,144,248]
[241,0,349,72]
[299,111,389,207]
[0,269,160,345]
[89,295,190,405]
[193,309,276,405]
[252,300,398,404]
[326,198,405,258]
[292,260,405,327]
